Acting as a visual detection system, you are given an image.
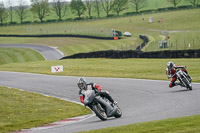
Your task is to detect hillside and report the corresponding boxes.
[0,9,199,56]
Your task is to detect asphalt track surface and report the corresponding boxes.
[0,71,200,133]
[0,44,63,60]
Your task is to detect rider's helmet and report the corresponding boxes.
[167,62,174,70]
[77,77,87,90]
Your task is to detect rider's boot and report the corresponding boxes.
[175,82,184,87]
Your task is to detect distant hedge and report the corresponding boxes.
[60,49,200,59]
[136,35,149,51]
[0,34,114,40]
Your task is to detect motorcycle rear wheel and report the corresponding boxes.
[93,104,107,121]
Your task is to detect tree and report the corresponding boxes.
[94,0,101,18]
[31,0,50,22]
[130,0,147,13]
[52,0,68,21]
[168,0,182,8]
[112,0,128,16]
[186,0,200,7]
[7,0,14,23]
[16,0,28,23]
[0,2,7,24]
[70,0,86,19]
[101,0,114,17]
[85,0,93,19]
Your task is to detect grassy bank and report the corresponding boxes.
[78,115,200,133]
[1,9,199,56]
[2,0,191,24]
[0,58,199,82]
[0,48,45,65]
[0,86,90,133]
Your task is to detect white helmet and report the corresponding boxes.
[167,62,174,69]
[77,77,87,90]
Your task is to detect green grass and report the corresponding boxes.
[0,86,90,133]
[0,58,199,82]
[0,48,45,65]
[78,115,200,133]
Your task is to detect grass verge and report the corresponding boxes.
[0,58,199,82]
[0,48,45,65]
[0,86,90,133]
[78,115,200,133]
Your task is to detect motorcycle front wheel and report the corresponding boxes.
[114,107,122,118]
[182,78,192,90]
[93,104,107,121]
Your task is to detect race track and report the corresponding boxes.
[0,44,63,60]
[0,71,200,133]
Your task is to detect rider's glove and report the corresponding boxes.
[96,91,102,96]
[168,75,172,78]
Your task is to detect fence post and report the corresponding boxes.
[184,39,186,50]
[193,39,195,49]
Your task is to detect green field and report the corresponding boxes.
[0,86,90,133]
[0,48,45,65]
[0,58,199,82]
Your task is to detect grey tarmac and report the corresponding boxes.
[0,71,200,133]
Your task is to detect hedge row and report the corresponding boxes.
[136,35,149,51]
[60,49,200,59]
[0,34,114,40]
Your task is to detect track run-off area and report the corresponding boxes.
[0,71,200,133]
[0,44,64,60]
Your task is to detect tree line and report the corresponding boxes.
[0,0,199,25]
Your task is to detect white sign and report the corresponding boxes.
[188,43,191,48]
[51,65,63,73]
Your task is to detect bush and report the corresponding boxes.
[124,12,137,16]
[23,21,32,24]
[9,22,17,25]
[140,9,156,14]
[178,5,193,9]
[46,19,58,22]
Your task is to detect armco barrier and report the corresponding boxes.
[60,49,200,59]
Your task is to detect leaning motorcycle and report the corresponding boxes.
[175,69,192,90]
[84,90,122,121]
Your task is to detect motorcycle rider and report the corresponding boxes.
[77,77,117,107]
[166,62,192,88]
